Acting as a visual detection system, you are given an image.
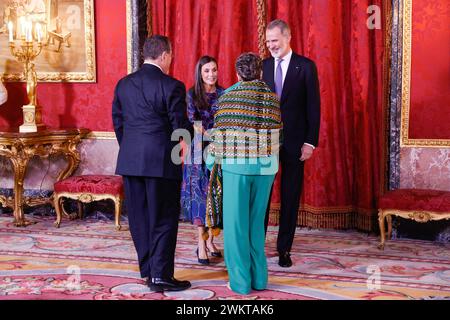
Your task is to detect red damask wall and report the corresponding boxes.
[409,0,450,139]
[0,0,127,131]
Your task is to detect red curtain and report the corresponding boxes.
[152,0,259,89]
[266,0,385,230]
[152,0,385,231]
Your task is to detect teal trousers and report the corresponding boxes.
[222,171,275,295]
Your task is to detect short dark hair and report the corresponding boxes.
[267,19,291,36]
[235,53,262,81]
[143,35,171,60]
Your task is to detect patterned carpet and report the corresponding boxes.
[0,214,449,300]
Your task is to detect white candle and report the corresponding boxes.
[27,21,32,42]
[8,21,13,42]
[19,17,26,39]
[25,23,29,42]
[36,23,42,43]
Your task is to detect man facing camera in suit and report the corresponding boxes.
[112,35,193,292]
[263,19,321,268]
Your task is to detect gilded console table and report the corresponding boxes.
[0,129,89,226]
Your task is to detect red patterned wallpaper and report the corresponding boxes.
[0,0,127,132]
[409,0,450,139]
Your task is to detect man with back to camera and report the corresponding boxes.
[263,19,321,268]
[112,35,194,292]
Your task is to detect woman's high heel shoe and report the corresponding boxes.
[196,248,209,265]
[206,247,223,258]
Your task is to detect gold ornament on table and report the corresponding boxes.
[8,19,45,133]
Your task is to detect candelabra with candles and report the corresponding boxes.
[8,19,45,133]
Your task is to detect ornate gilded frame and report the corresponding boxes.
[1,0,96,82]
[400,0,450,147]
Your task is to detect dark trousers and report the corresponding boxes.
[123,176,181,279]
[265,150,304,254]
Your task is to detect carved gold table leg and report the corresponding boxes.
[11,158,35,227]
[378,209,386,250]
[1,128,89,228]
[0,195,14,211]
[57,140,81,182]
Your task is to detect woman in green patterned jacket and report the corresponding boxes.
[206,52,282,295]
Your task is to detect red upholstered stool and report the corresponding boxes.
[378,189,450,249]
[53,175,124,230]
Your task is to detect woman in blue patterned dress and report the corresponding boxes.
[181,56,224,265]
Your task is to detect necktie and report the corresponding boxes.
[275,58,283,98]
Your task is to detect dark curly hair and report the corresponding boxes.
[235,52,262,81]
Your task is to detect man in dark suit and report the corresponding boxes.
[112,35,193,291]
[263,20,321,268]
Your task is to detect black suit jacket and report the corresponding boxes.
[263,52,320,158]
[112,64,193,180]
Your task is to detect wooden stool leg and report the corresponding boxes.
[378,209,386,250]
[54,195,62,228]
[77,201,84,219]
[114,196,122,231]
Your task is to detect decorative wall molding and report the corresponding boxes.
[381,0,393,194]
[388,0,404,190]
[127,0,146,74]
[400,0,450,147]
[85,132,116,140]
[147,0,153,36]
[126,0,132,74]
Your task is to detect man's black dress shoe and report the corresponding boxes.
[278,252,292,268]
[148,277,191,292]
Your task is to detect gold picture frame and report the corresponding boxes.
[0,0,96,82]
[400,0,450,147]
